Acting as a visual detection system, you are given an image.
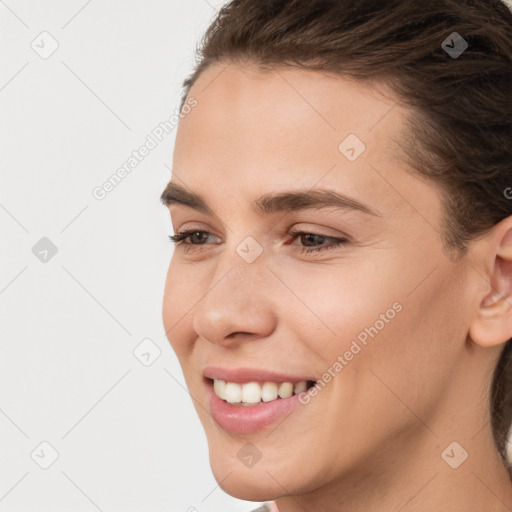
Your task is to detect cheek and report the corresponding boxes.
[348,264,468,426]
[285,251,461,396]
[162,260,199,357]
[275,259,406,358]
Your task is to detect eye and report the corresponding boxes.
[168,229,220,248]
[168,229,349,254]
[287,230,349,254]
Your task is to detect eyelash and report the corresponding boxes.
[168,229,348,255]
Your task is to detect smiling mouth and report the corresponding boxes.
[210,378,316,406]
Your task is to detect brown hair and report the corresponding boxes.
[177,0,512,470]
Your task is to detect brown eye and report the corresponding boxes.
[288,231,349,254]
[169,230,218,246]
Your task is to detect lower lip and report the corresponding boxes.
[207,380,307,434]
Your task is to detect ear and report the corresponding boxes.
[469,216,512,348]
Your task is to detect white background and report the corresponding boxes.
[0,0,259,510]
[1,1,511,511]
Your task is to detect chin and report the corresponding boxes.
[207,447,286,501]
[212,465,282,501]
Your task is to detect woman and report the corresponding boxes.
[161,0,512,510]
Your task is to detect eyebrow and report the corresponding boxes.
[160,181,380,217]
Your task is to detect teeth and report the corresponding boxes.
[241,382,261,404]
[293,381,307,394]
[213,378,226,400]
[278,382,293,398]
[213,379,311,405]
[261,382,278,402]
[225,382,242,404]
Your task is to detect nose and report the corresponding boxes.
[192,255,278,348]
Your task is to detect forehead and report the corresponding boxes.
[181,62,403,144]
[172,62,441,222]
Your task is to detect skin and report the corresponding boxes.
[162,62,512,511]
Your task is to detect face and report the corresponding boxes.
[162,63,479,501]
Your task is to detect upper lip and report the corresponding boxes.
[203,366,316,384]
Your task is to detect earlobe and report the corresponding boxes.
[470,292,512,347]
[468,217,512,348]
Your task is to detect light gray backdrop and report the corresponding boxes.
[1,1,511,511]
[0,0,259,510]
